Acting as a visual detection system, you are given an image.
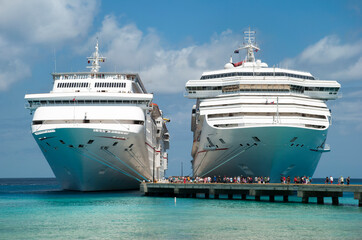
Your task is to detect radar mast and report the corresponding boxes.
[234,27,260,63]
[87,40,106,73]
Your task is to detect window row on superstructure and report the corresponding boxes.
[200,101,328,110]
[56,82,127,89]
[27,99,150,108]
[187,84,339,94]
[207,111,328,130]
[207,112,327,120]
[213,123,326,129]
[32,119,145,125]
[94,82,126,88]
[200,72,315,80]
[53,73,137,80]
[57,82,89,88]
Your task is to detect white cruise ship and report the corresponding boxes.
[25,42,169,191]
[185,29,340,181]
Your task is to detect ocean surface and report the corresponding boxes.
[1,178,362,240]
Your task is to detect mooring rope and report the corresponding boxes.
[71,147,142,182]
[102,148,149,181]
[199,144,256,177]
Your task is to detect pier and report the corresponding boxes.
[140,183,362,207]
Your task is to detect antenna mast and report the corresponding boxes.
[242,27,259,62]
[87,39,106,73]
[233,27,260,63]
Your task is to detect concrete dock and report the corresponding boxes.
[140,183,362,206]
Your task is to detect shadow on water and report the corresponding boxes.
[0,178,143,198]
[151,192,361,208]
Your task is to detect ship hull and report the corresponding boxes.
[33,127,152,191]
[193,121,328,181]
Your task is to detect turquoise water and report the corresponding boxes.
[1,179,362,239]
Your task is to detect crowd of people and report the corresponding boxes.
[325,176,350,185]
[166,175,317,184]
[284,176,312,184]
[167,176,269,184]
[161,175,352,185]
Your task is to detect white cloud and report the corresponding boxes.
[0,0,98,91]
[331,100,362,133]
[299,35,362,64]
[281,35,362,81]
[0,4,242,93]
[89,16,240,93]
[281,35,362,132]
[331,56,362,80]
[0,36,31,90]
[0,58,31,91]
[0,0,98,44]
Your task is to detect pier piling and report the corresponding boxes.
[141,183,362,207]
[354,192,362,207]
[302,197,309,203]
[332,197,339,205]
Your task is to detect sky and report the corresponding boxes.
[0,0,361,178]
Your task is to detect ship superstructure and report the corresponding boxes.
[25,41,169,191]
[185,29,340,181]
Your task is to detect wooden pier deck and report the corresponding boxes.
[140,183,362,206]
